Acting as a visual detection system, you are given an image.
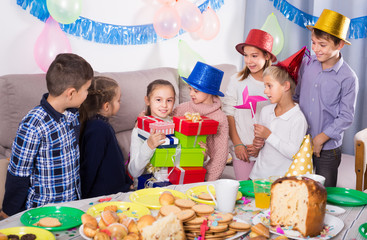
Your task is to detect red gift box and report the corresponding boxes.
[173,116,219,136]
[168,167,206,184]
[137,116,164,133]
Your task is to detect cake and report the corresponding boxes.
[270,176,327,237]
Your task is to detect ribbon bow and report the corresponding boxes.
[146,164,160,174]
[184,112,202,122]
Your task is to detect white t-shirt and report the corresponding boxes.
[222,73,270,161]
[249,103,308,179]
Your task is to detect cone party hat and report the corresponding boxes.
[285,134,313,176]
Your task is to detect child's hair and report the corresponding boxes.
[79,76,119,135]
[263,66,296,94]
[46,53,94,96]
[313,28,342,46]
[145,79,176,116]
[237,49,272,81]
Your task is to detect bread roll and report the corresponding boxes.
[137,215,156,231]
[159,191,175,206]
[270,176,327,237]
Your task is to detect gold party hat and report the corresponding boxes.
[307,9,351,45]
[285,134,313,176]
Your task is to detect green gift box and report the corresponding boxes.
[150,147,205,167]
[174,131,207,148]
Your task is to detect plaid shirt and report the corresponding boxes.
[8,94,81,209]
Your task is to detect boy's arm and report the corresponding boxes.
[2,172,29,216]
[322,75,358,144]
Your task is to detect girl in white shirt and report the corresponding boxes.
[223,29,277,180]
[128,79,176,178]
[250,48,308,179]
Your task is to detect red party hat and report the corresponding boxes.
[275,46,309,84]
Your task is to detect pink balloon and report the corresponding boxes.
[153,5,181,39]
[34,17,72,72]
[175,0,202,32]
[197,7,220,40]
[157,0,175,5]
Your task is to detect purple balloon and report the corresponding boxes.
[34,17,72,72]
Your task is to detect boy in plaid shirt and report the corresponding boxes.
[1,53,93,217]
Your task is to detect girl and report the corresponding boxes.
[79,76,132,198]
[222,29,276,180]
[249,47,308,179]
[128,79,176,178]
[173,62,229,181]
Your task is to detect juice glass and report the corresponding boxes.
[253,179,272,209]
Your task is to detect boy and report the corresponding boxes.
[1,53,93,217]
[294,9,359,187]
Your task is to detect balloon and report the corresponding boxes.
[34,17,72,72]
[46,0,82,24]
[197,7,220,40]
[261,13,284,56]
[178,40,205,78]
[153,5,181,39]
[157,0,175,5]
[175,0,203,32]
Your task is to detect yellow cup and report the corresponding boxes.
[253,179,272,209]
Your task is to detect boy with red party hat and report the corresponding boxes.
[249,47,308,180]
[294,9,359,187]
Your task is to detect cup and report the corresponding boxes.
[207,179,239,213]
[253,178,272,209]
[302,173,326,185]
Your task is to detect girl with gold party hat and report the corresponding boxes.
[294,9,359,187]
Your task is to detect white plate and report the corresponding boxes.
[326,204,346,216]
[79,216,250,240]
[252,210,344,239]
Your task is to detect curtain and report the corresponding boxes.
[242,0,367,155]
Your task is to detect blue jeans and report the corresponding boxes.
[313,147,342,187]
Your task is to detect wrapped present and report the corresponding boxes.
[137,116,164,133]
[174,131,206,148]
[150,147,205,167]
[150,121,175,135]
[137,174,172,190]
[138,129,179,148]
[168,167,206,184]
[173,113,219,136]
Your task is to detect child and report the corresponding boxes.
[223,29,276,180]
[128,79,176,178]
[173,62,229,181]
[1,53,93,217]
[294,9,358,187]
[79,76,133,198]
[249,47,308,180]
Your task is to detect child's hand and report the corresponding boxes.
[254,124,271,139]
[147,129,166,149]
[313,133,329,157]
[234,144,249,162]
[247,144,260,157]
[253,137,265,149]
[198,141,208,159]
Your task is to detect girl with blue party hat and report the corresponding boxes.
[173,62,229,181]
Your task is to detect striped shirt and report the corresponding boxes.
[8,94,81,209]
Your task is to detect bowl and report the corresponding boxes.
[302,173,326,185]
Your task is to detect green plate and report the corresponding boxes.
[0,226,55,239]
[326,187,367,206]
[239,180,254,197]
[359,223,367,239]
[20,206,84,231]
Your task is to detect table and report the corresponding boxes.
[0,181,366,239]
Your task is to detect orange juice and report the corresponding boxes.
[254,192,271,209]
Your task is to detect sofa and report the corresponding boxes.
[0,64,237,209]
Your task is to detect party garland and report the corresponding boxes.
[269,0,367,39]
[16,0,224,45]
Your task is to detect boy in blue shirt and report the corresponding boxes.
[1,53,93,217]
[294,9,358,187]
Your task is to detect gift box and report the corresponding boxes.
[174,131,207,148]
[137,174,172,190]
[150,121,175,135]
[138,129,179,148]
[137,116,164,133]
[168,167,206,184]
[150,147,205,167]
[173,116,219,136]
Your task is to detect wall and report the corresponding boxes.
[0,0,246,75]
